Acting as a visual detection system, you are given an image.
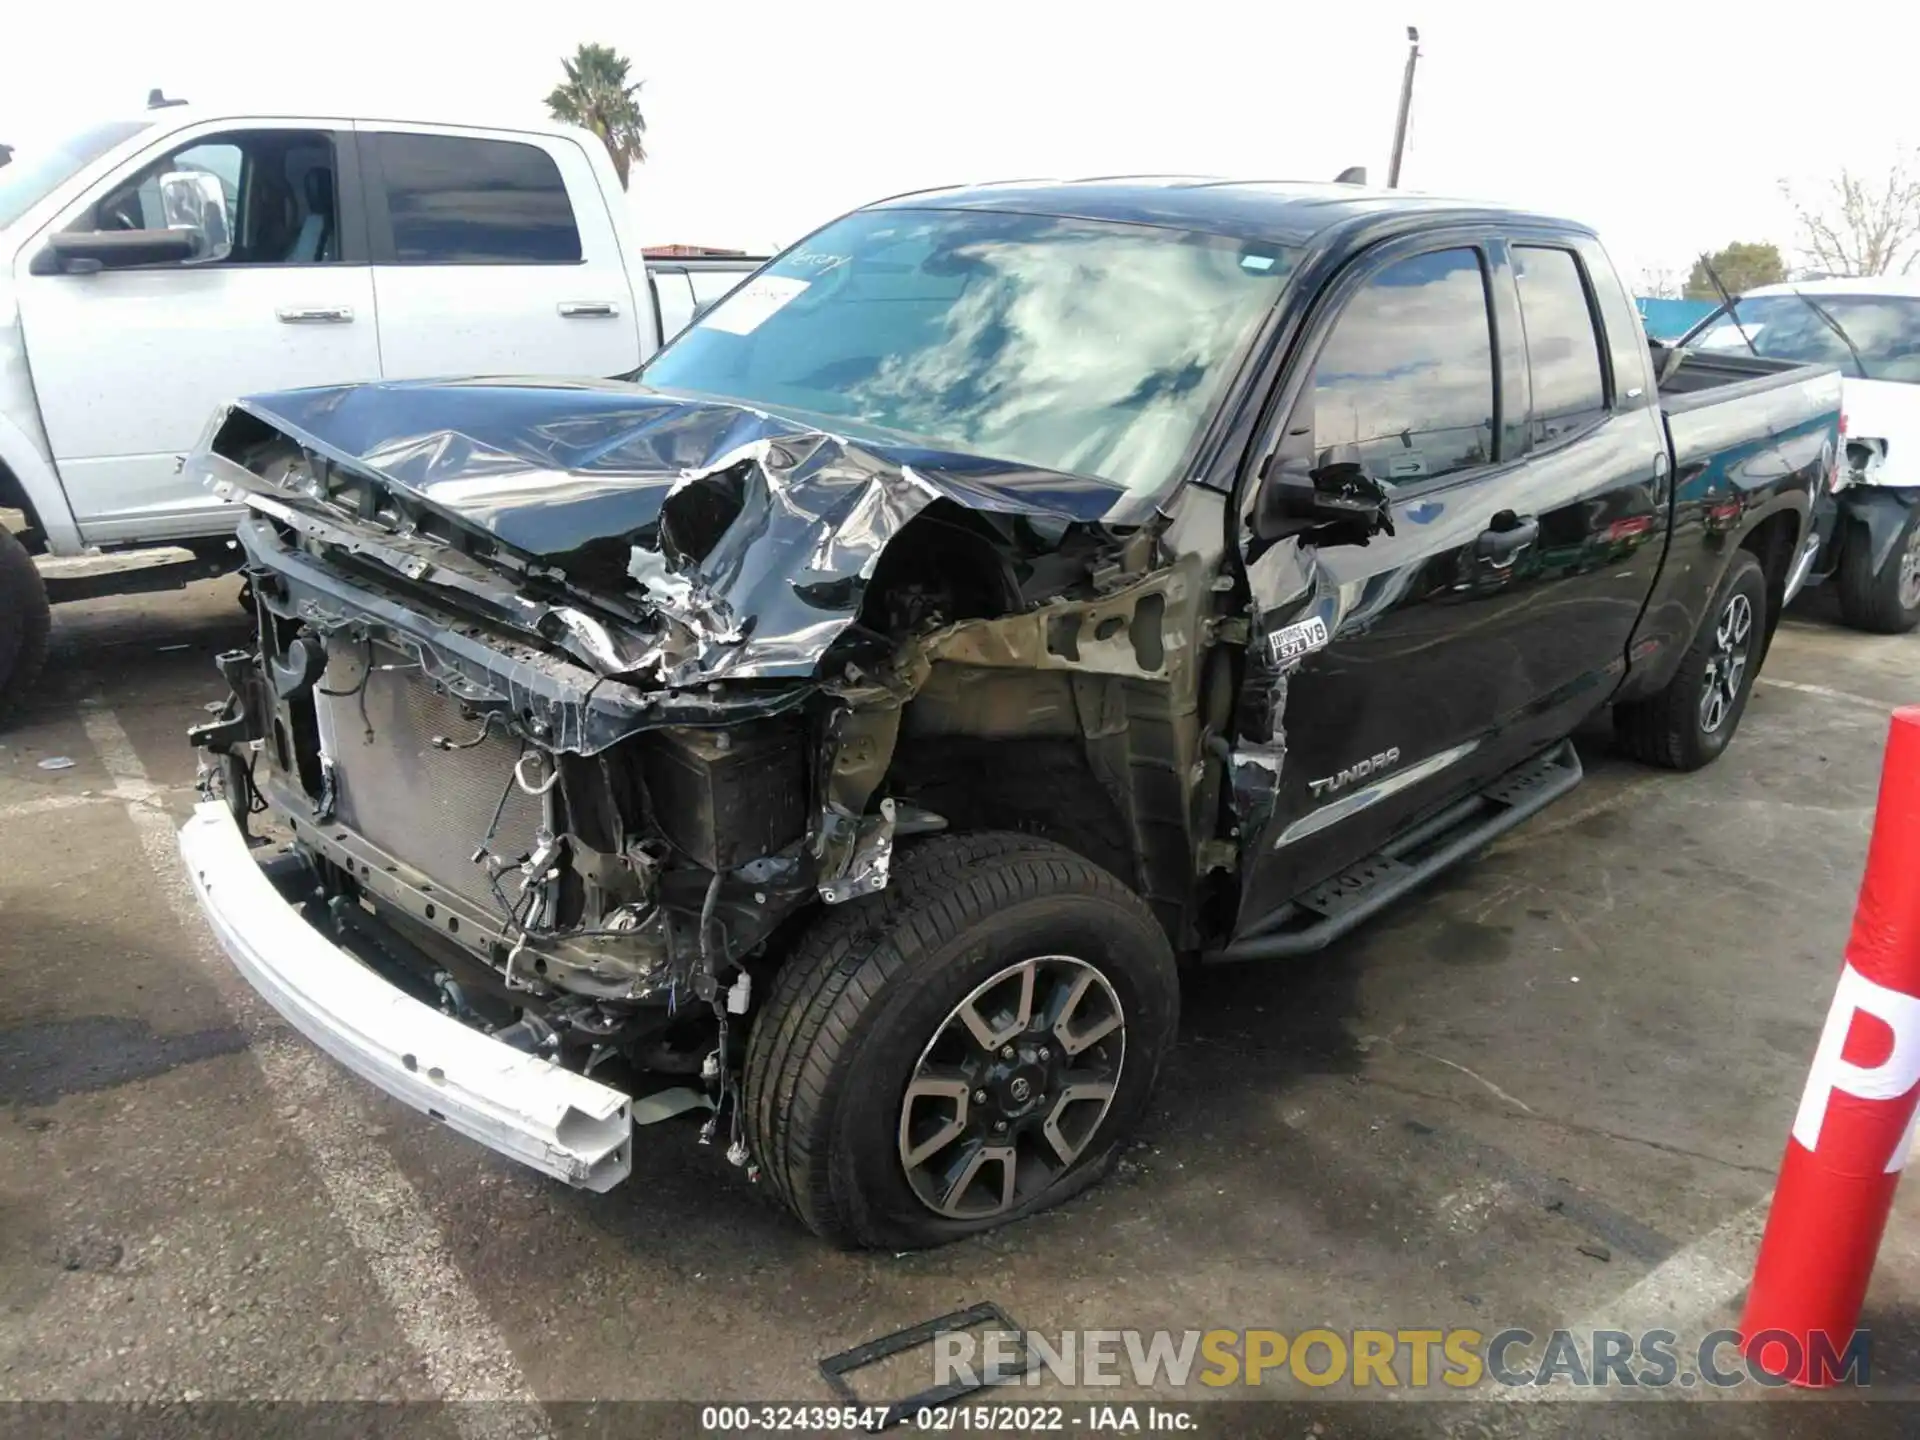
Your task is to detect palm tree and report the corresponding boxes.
[546,43,648,190]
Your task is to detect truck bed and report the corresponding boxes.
[1650,342,1828,413]
[1651,342,1842,483]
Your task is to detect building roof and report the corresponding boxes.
[644,244,755,258]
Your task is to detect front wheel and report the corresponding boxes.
[1836,505,1920,634]
[743,832,1179,1249]
[0,525,51,731]
[1614,549,1768,771]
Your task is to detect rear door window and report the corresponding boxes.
[1309,247,1497,485]
[1513,245,1608,444]
[373,133,582,264]
[652,269,697,339]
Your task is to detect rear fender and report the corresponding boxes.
[1614,487,1809,707]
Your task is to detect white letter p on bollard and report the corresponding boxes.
[1791,964,1920,1173]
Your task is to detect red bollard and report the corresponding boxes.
[1740,706,1920,1385]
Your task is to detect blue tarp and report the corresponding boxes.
[1636,297,1717,342]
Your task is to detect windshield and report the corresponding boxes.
[1687,293,1920,382]
[0,120,151,232]
[642,208,1298,499]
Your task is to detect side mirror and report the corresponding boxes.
[1255,444,1396,549]
[159,170,232,264]
[28,170,230,275]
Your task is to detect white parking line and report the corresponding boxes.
[0,792,111,821]
[79,703,551,1439]
[1492,1197,1769,1403]
[1757,676,1898,714]
[0,777,164,823]
[1573,1199,1767,1335]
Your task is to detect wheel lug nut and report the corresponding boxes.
[973,1089,988,1104]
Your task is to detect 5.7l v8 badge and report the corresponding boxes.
[1268,615,1330,667]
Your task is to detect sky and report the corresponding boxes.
[3,0,1915,288]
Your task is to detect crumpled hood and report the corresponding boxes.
[230,378,1129,559]
[217,378,1132,683]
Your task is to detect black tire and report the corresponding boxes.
[743,832,1179,1250]
[0,525,51,730]
[1614,549,1767,771]
[1836,507,1920,634]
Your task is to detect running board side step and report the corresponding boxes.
[1204,739,1584,962]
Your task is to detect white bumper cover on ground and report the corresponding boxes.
[177,801,632,1191]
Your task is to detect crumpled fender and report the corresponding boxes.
[1837,485,1920,578]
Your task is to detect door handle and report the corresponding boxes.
[1473,511,1539,569]
[277,306,354,324]
[558,301,619,318]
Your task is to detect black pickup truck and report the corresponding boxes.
[178,179,1841,1249]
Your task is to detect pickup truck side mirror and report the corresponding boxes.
[158,170,233,264]
[28,170,231,275]
[1254,443,1396,549]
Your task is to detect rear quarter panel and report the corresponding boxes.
[1617,367,1840,703]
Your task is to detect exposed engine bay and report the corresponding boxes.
[188,380,1257,1129]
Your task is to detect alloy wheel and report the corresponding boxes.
[897,956,1126,1220]
[1899,523,1920,612]
[1699,591,1754,735]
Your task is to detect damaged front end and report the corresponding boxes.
[185,380,1238,1167]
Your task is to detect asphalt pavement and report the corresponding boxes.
[6,577,1920,1438]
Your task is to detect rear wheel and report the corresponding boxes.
[1836,506,1920,634]
[1614,549,1767,771]
[0,525,51,730]
[743,832,1179,1249]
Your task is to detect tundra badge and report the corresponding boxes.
[1309,747,1403,798]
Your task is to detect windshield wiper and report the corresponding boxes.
[1698,255,1760,358]
[1785,289,1873,380]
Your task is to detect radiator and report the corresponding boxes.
[317,648,546,917]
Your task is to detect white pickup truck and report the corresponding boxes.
[1677,277,1920,632]
[0,102,762,721]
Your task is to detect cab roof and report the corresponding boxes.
[101,102,589,144]
[867,175,1594,247]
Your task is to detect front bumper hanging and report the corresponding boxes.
[177,801,634,1191]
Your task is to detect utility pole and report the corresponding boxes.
[1387,26,1421,188]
